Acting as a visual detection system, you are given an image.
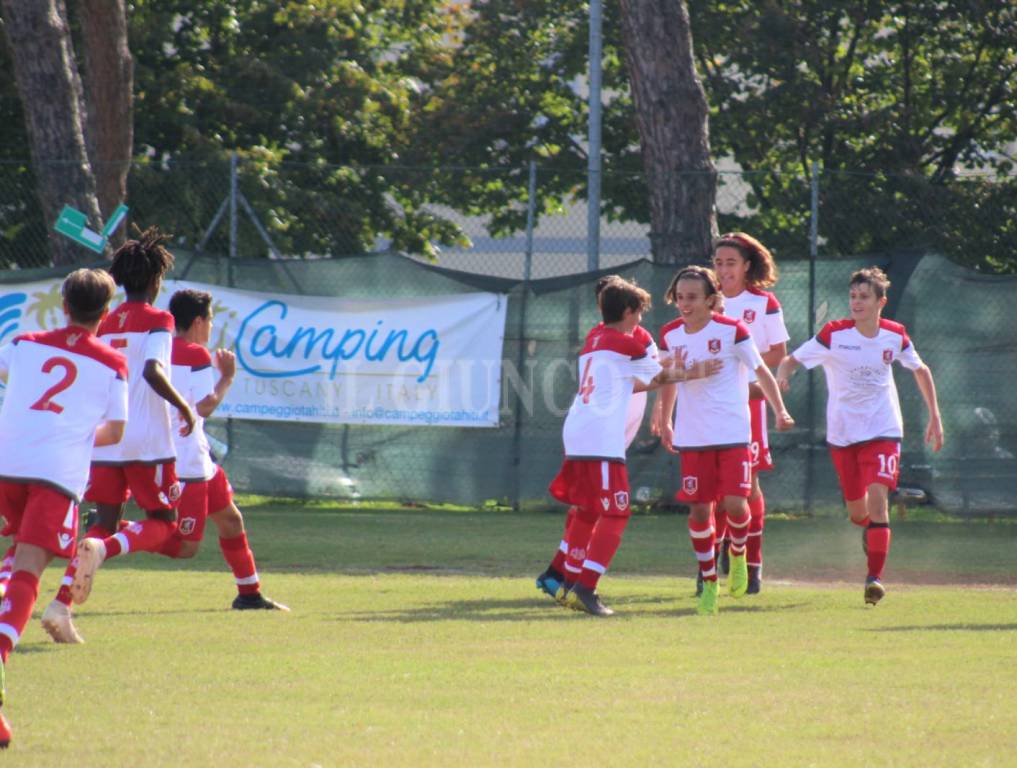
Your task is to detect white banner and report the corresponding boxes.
[0,278,508,427]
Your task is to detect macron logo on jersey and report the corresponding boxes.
[66,333,81,347]
[57,532,73,550]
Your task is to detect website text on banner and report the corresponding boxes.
[0,278,509,428]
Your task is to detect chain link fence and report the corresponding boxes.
[1,158,1015,514]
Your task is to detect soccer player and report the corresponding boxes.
[535,274,659,600]
[545,278,720,616]
[776,266,943,606]
[711,233,790,594]
[656,266,794,616]
[40,227,196,643]
[0,269,128,747]
[154,288,287,610]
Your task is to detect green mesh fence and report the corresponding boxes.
[162,249,1016,516]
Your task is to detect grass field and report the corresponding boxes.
[8,499,1017,767]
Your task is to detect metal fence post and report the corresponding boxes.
[586,0,602,273]
[805,160,819,514]
[511,160,539,509]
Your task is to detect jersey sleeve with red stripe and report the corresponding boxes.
[0,328,128,500]
[170,338,216,481]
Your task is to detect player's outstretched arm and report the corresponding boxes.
[94,419,126,447]
[775,354,800,392]
[912,364,944,452]
[756,365,794,431]
[143,359,196,436]
[196,349,237,418]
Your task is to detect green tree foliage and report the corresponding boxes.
[689,0,1017,268]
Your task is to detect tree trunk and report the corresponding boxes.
[618,0,717,265]
[76,0,133,247]
[1,0,102,266]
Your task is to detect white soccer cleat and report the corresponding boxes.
[70,538,107,606]
[40,600,84,644]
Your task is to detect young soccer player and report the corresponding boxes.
[154,289,288,610]
[711,233,790,594]
[656,266,794,616]
[40,227,196,643]
[535,274,659,600]
[0,269,128,747]
[776,267,943,605]
[546,278,720,616]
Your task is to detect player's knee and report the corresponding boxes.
[177,541,200,559]
[210,507,244,537]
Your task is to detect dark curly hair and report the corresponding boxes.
[108,226,175,294]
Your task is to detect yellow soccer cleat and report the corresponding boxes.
[697,578,719,615]
[728,552,749,598]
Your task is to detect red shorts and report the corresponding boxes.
[177,467,234,542]
[0,481,78,558]
[676,446,753,503]
[829,440,900,502]
[85,462,182,513]
[549,459,631,520]
[749,398,773,472]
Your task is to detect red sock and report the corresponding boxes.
[727,511,751,556]
[550,506,578,573]
[578,516,629,590]
[865,524,892,579]
[219,534,260,595]
[103,519,176,559]
[158,531,184,559]
[57,523,113,606]
[0,570,40,662]
[746,494,765,568]
[689,517,717,581]
[562,510,597,584]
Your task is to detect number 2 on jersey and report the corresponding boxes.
[29,357,78,414]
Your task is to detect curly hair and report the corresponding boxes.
[714,232,778,289]
[108,226,175,294]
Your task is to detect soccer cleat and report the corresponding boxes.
[697,578,719,615]
[719,542,731,576]
[0,658,9,749]
[535,568,564,600]
[746,565,761,595]
[71,537,106,605]
[41,600,85,644]
[695,570,704,597]
[864,576,885,606]
[728,552,749,598]
[565,584,614,617]
[232,593,290,611]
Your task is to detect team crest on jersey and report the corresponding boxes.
[882,348,894,364]
[708,339,721,354]
[179,517,197,535]
[742,309,756,323]
[682,476,698,495]
[614,491,629,511]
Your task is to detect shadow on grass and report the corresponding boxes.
[869,623,1017,632]
[333,595,808,623]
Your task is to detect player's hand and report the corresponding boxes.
[650,398,663,436]
[776,373,791,392]
[775,410,795,431]
[685,358,723,381]
[660,421,678,454]
[214,348,237,380]
[925,415,944,452]
[177,404,196,437]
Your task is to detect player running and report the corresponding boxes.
[777,266,943,605]
[0,269,127,746]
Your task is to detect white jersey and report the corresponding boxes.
[721,287,789,383]
[91,301,176,464]
[170,337,216,482]
[0,327,128,500]
[562,326,662,462]
[659,313,765,450]
[587,323,659,447]
[791,318,923,447]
